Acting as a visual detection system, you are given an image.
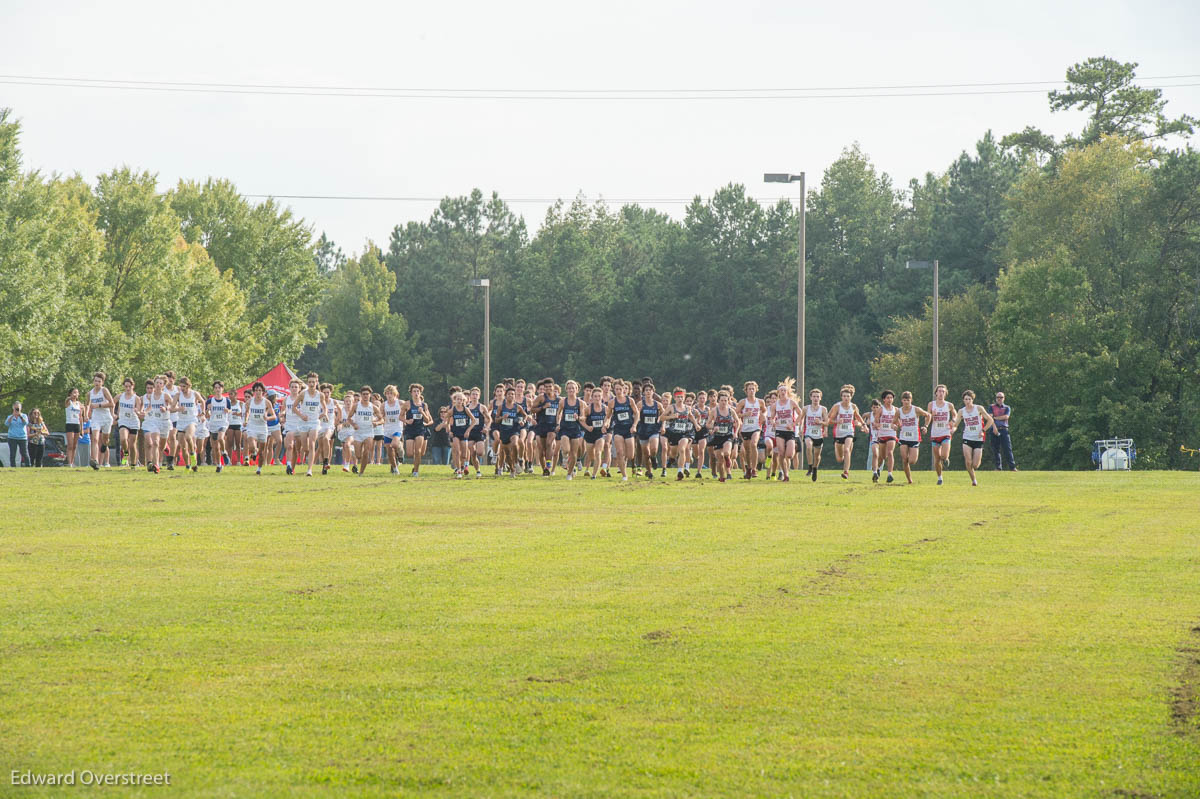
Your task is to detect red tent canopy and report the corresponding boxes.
[235,363,301,401]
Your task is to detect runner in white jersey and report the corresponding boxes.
[138,378,155,467]
[142,375,175,473]
[289,371,326,477]
[767,379,801,482]
[802,388,829,482]
[953,389,997,487]
[926,384,956,486]
[737,381,765,480]
[63,387,84,467]
[193,401,209,467]
[381,384,405,475]
[227,393,244,466]
[317,382,336,474]
[173,377,203,471]
[760,389,777,479]
[337,391,357,472]
[351,384,383,476]
[896,390,932,485]
[115,377,142,469]
[826,384,868,481]
[243,382,275,475]
[207,380,232,473]
[86,371,115,469]
[866,398,882,477]
[871,390,901,483]
[163,370,180,469]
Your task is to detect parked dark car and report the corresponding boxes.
[0,432,70,467]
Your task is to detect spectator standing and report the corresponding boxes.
[27,408,49,467]
[5,401,30,467]
[989,391,1017,471]
[430,406,451,466]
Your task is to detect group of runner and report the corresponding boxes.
[67,371,1000,486]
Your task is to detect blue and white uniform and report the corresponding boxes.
[88,388,112,434]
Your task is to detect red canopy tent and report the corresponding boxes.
[235,363,301,401]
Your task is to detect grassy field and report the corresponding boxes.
[1,467,1197,798]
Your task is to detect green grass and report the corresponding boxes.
[1,467,1198,798]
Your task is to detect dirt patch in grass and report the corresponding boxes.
[287,584,335,596]
[525,675,571,683]
[1170,623,1200,736]
[642,629,673,642]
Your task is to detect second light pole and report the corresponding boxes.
[764,172,806,463]
[470,278,490,393]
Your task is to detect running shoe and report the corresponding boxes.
[216,465,223,474]
[676,471,684,481]
[322,464,329,475]
[872,471,879,483]
[811,467,817,482]
[886,473,894,484]
[937,476,943,485]
[90,459,98,470]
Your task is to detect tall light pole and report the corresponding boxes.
[765,172,806,465]
[905,260,939,401]
[470,278,490,393]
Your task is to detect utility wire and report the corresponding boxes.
[242,194,797,205]
[3,75,1199,100]
[4,72,1199,92]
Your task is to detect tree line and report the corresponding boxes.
[2,57,1197,468]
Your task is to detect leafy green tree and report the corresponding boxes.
[993,139,1200,468]
[870,284,997,404]
[171,179,323,372]
[313,232,346,274]
[0,110,104,410]
[902,132,1021,291]
[1001,56,1197,161]
[386,190,525,393]
[317,244,432,390]
[805,146,905,396]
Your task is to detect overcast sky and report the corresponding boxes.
[4,0,1199,253]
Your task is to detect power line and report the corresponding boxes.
[242,194,796,205]
[3,75,1199,101]
[5,71,1200,93]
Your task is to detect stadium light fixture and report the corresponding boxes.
[469,279,491,392]
[764,172,806,465]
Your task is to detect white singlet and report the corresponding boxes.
[899,407,920,441]
[961,406,984,442]
[383,398,404,437]
[930,400,953,440]
[804,405,826,439]
[208,396,231,430]
[176,390,200,426]
[117,393,140,429]
[877,406,899,440]
[740,399,764,433]
[772,400,795,432]
[833,402,856,439]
